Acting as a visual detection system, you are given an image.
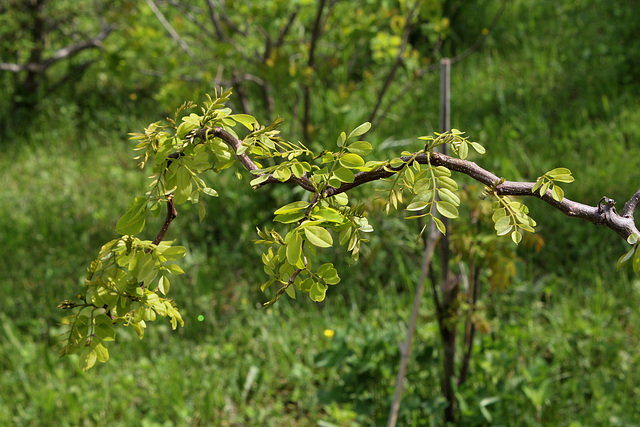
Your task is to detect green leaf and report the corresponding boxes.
[313,207,345,223]
[627,234,639,245]
[176,121,198,139]
[633,244,640,273]
[552,175,575,183]
[346,140,373,156]
[406,201,429,212]
[339,153,365,169]
[511,230,522,244]
[309,282,328,302]
[304,226,333,248]
[617,246,635,270]
[436,201,459,219]
[389,158,405,168]
[79,347,97,371]
[532,178,544,193]
[250,174,269,186]
[494,216,512,234]
[333,192,349,206]
[291,162,305,178]
[333,167,355,183]
[434,166,451,176]
[437,187,460,206]
[116,197,147,236]
[158,275,170,295]
[273,167,292,182]
[540,181,551,196]
[230,114,256,130]
[470,141,486,154]
[436,176,458,191]
[202,187,218,197]
[348,122,371,139]
[337,132,346,147]
[286,232,303,266]
[165,263,185,275]
[458,140,469,159]
[317,263,340,284]
[94,315,115,341]
[338,226,352,245]
[285,284,296,299]
[160,246,187,261]
[547,167,571,178]
[93,341,109,363]
[274,211,306,224]
[274,201,309,214]
[432,216,446,235]
[492,208,506,222]
[551,185,564,201]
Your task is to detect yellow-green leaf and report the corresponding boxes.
[339,153,365,169]
[304,226,333,248]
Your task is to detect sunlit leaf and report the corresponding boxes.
[333,167,355,183]
[617,246,636,270]
[433,216,446,235]
[348,122,371,139]
[511,230,522,244]
[309,282,328,302]
[436,201,459,219]
[116,197,147,236]
[552,185,564,201]
[230,114,256,130]
[346,140,373,156]
[339,153,365,169]
[304,226,333,248]
[274,201,309,214]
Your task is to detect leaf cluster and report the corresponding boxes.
[57,236,186,370]
[532,167,575,201]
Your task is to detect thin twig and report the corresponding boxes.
[387,225,440,427]
[302,0,328,142]
[146,0,196,59]
[368,0,422,125]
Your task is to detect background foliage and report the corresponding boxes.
[2,0,640,425]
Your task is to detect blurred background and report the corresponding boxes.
[2,0,640,425]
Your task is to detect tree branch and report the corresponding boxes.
[622,188,640,219]
[207,126,640,241]
[152,197,178,246]
[0,23,114,73]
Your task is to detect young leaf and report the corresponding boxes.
[339,153,365,169]
[274,201,309,214]
[432,216,446,235]
[470,141,486,154]
[346,141,373,156]
[285,284,296,299]
[333,167,355,183]
[436,201,459,219]
[551,185,564,201]
[511,230,522,244]
[230,114,257,130]
[116,197,147,235]
[617,246,636,270]
[79,347,97,371]
[304,226,333,248]
[348,122,371,139]
[286,232,303,266]
[309,282,328,302]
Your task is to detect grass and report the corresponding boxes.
[3,0,640,425]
